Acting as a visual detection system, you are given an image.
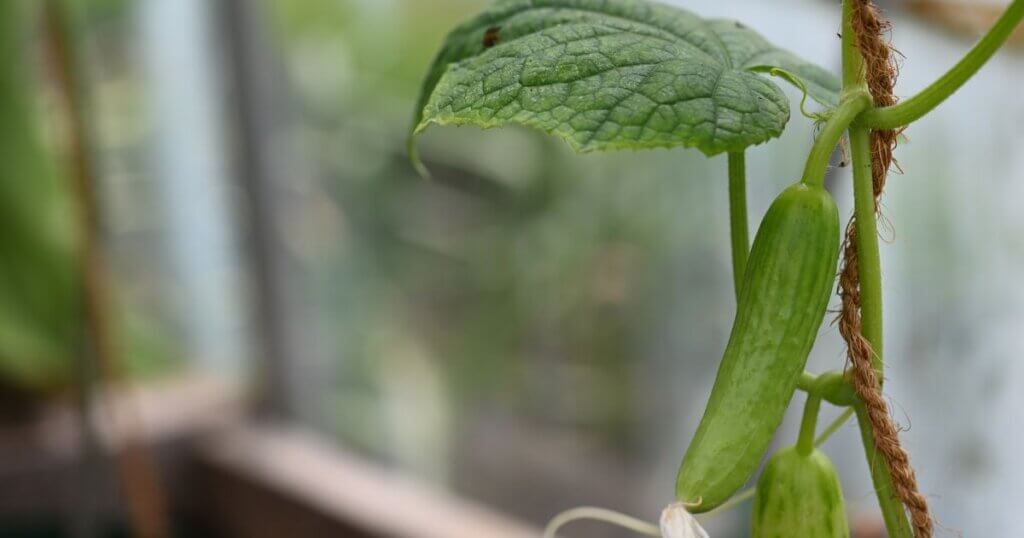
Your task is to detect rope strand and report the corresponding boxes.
[841,2,932,536]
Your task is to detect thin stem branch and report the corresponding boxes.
[703,487,755,519]
[727,152,748,298]
[543,507,660,538]
[800,93,871,188]
[859,0,1024,130]
[815,407,855,446]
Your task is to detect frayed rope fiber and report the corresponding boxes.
[839,2,933,537]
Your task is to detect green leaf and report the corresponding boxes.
[411,0,840,160]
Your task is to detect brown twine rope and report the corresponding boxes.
[841,2,932,537]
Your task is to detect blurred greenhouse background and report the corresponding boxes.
[1,0,1023,536]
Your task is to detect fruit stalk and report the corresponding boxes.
[727,152,749,298]
[796,395,821,456]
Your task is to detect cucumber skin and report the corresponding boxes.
[752,447,850,538]
[675,183,840,511]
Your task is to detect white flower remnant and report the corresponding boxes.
[660,503,710,538]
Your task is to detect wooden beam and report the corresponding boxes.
[197,426,540,538]
[907,0,1024,46]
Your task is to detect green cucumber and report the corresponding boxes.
[675,183,840,511]
[753,446,850,538]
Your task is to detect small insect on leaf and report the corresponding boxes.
[483,26,501,48]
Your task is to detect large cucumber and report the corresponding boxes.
[752,446,850,538]
[675,183,839,511]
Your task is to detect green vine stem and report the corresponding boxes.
[727,152,749,297]
[859,0,1024,130]
[850,124,912,537]
[796,395,822,456]
[799,92,871,188]
[848,128,884,374]
[841,0,912,534]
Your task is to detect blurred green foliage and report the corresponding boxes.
[0,0,178,397]
[0,0,79,391]
[264,0,735,456]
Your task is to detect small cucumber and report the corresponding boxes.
[752,446,850,538]
[676,183,840,511]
